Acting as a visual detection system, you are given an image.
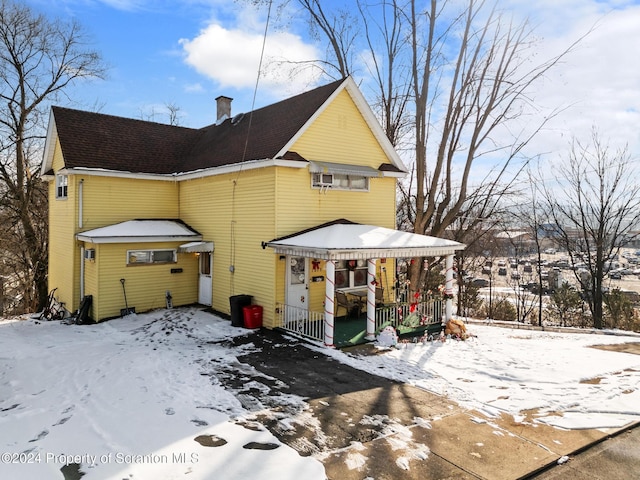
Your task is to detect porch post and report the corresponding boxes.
[324,259,336,347]
[365,258,377,340]
[445,254,454,322]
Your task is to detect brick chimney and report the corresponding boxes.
[215,95,232,123]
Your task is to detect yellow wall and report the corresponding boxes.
[79,175,179,230]
[179,167,278,326]
[83,242,198,320]
[48,158,182,315]
[48,140,78,312]
[292,89,391,169]
[270,88,399,320]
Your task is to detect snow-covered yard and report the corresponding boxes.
[1,307,639,479]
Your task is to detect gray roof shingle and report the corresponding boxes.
[53,79,345,175]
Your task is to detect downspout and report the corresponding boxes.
[80,246,85,300]
[78,179,84,228]
[79,179,84,300]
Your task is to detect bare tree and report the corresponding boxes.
[357,0,412,148]
[541,130,640,329]
[403,0,582,291]
[248,0,585,299]
[512,169,550,327]
[0,0,105,312]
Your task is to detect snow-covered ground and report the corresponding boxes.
[334,322,640,430]
[1,307,639,479]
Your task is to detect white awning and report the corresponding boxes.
[178,241,214,253]
[266,222,465,260]
[308,160,381,177]
[77,220,202,244]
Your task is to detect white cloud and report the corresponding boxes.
[504,1,640,162]
[179,18,322,99]
[184,82,205,93]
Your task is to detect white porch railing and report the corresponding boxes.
[277,298,445,345]
[277,303,325,343]
[374,300,444,333]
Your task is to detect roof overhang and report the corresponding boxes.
[265,222,465,260]
[77,220,202,244]
[178,241,214,253]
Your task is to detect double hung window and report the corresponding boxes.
[56,174,68,199]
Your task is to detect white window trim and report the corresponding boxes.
[127,249,177,265]
[55,174,68,199]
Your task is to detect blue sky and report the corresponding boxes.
[23,0,640,162]
[26,0,330,128]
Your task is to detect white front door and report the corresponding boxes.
[286,256,308,311]
[198,252,212,306]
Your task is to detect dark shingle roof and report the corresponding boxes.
[53,79,345,175]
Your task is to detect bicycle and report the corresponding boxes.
[39,288,66,320]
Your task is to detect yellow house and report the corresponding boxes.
[41,76,464,346]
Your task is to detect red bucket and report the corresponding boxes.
[242,305,263,329]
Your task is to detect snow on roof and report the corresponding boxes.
[77,220,202,244]
[267,223,465,260]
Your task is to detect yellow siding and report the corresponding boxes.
[276,88,397,233]
[48,140,79,312]
[180,167,278,326]
[80,176,179,230]
[48,147,182,316]
[272,88,399,319]
[274,167,397,234]
[84,242,198,320]
[291,89,390,167]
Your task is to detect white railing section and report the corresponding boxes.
[277,297,445,344]
[374,299,444,333]
[277,303,325,343]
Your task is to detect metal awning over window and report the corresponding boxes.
[178,241,214,253]
[308,160,381,177]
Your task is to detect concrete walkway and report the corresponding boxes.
[223,329,639,480]
[312,379,636,480]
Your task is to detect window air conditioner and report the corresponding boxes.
[314,173,333,187]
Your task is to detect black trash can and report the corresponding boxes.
[229,294,252,327]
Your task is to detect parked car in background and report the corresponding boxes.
[471,278,490,288]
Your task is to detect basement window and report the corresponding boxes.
[127,249,176,265]
[56,174,68,199]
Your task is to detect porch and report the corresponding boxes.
[276,297,446,348]
[265,220,465,347]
